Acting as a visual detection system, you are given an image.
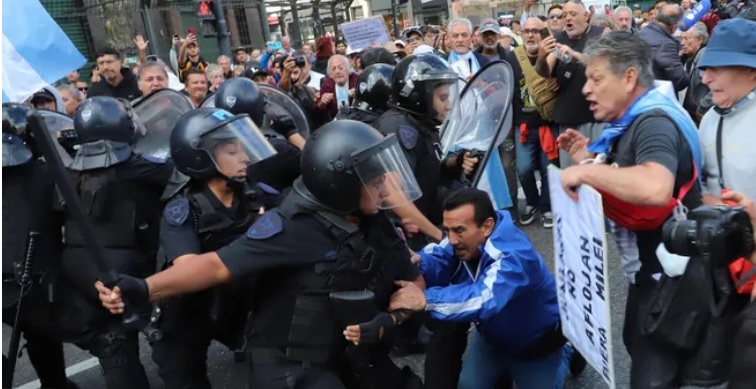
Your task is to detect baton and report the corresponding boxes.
[26,111,141,327]
[6,231,39,387]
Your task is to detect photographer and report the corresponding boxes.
[277,54,316,115]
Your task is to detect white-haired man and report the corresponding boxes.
[312,54,358,121]
[446,18,490,80]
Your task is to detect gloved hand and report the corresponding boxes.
[357,312,395,345]
[266,105,298,138]
[94,274,149,315]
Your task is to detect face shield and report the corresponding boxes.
[2,133,32,167]
[352,134,422,210]
[198,115,277,179]
[419,71,461,125]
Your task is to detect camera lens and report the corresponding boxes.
[662,219,697,257]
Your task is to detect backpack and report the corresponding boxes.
[514,47,556,121]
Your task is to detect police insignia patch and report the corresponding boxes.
[257,182,280,195]
[164,196,189,226]
[246,212,283,240]
[398,126,418,150]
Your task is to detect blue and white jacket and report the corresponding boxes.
[420,210,561,354]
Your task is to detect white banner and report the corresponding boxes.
[340,17,390,51]
[548,165,616,388]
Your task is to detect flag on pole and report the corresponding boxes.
[2,0,87,103]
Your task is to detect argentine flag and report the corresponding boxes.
[2,0,87,103]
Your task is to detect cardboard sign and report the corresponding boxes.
[548,165,616,389]
[340,17,390,51]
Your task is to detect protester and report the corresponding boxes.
[638,4,689,92]
[178,33,208,83]
[88,47,142,100]
[181,68,209,107]
[57,84,83,116]
[681,21,711,122]
[312,54,358,122]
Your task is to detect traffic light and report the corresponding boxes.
[195,0,218,37]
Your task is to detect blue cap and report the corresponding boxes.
[697,18,756,69]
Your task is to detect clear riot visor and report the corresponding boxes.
[421,74,461,125]
[198,115,277,178]
[352,134,423,210]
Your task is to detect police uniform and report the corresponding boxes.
[153,180,280,389]
[336,64,395,127]
[56,97,174,389]
[2,103,75,389]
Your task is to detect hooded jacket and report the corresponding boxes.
[418,210,560,354]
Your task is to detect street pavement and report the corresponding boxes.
[4,206,725,389]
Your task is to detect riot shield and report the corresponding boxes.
[38,110,75,167]
[131,89,194,160]
[200,92,216,108]
[439,60,515,188]
[259,84,311,138]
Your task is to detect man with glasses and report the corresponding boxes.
[75,81,89,99]
[88,47,142,100]
[547,5,565,34]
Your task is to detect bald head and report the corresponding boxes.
[656,4,682,30]
[562,1,591,39]
[523,17,547,55]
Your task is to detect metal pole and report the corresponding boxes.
[141,5,161,59]
[331,3,339,37]
[392,0,401,38]
[212,0,232,57]
[290,0,303,49]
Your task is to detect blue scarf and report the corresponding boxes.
[588,87,702,177]
[448,51,480,77]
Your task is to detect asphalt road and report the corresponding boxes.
[4,204,725,389]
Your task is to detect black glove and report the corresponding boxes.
[358,312,396,345]
[270,115,298,138]
[112,274,150,310]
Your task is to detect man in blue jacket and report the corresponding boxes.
[389,188,570,389]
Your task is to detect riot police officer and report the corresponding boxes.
[336,64,394,125]
[2,103,77,389]
[214,77,302,190]
[56,96,174,389]
[96,120,426,389]
[150,107,281,389]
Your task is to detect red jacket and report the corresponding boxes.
[312,73,359,121]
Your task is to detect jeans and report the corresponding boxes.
[458,330,570,389]
[515,125,557,212]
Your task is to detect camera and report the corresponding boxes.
[293,55,306,68]
[663,205,755,265]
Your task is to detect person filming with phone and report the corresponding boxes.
[178,29,208,83]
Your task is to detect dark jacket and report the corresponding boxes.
[638,22,689,92]
[312,73,359,122]
[474,44,510,62]
[87,68,142,101]
[683,47,712,122]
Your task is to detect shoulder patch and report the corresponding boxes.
[164,196,189,226]
[257,182,280,196]
[142,154,167,164]
[398,126,418,150]
[246,211,283,240]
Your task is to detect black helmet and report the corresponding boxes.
[392,54,458,120]
[170,107,277,181]
[73,96,136,144]
[353,64,394,114]
[300,120,422,213]
[214,78,266,127]
[2,103,36,167]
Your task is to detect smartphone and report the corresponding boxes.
[146,55,159,62]
[188,27,196,35]
[539,28,551,40]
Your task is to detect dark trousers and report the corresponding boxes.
[248,353,346,389]
[423,318,469,389]
[151,321,213,389]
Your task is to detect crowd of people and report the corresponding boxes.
[4,0,756,388]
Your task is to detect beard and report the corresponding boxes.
[526,43,539,55]
[483,41,498,50]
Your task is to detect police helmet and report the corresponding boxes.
[353,64,394,114]
[214,78,266,127]
[2,103,36,167]
[170,107,277,181]
[392,54,459,119]
[301,120,422,213]
[73,96,137,145]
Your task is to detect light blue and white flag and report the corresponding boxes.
[2,0,87,103]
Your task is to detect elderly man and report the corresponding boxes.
[558,31,704,388]
[57,84,83,116]
[475,18,511,61]
[638,4,689,92]
[681,22,711,122]
[390,188,570,389]
[136,61,169,97]
[446,18,490,80]
[217,55,232,78]
[535,0,605,168]
[699,19,756,206]
[612,6,636,32]
[312,54,359,122]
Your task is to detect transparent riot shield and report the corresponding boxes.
[132,89,194,160]
[38,109,75,167]
[259,84,311,138]
[439,60,515,188]
[200,93,216,108]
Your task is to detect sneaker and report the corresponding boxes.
[541,211,553,228]
[519,205,537,225]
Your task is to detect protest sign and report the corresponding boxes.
[340,17,390,51]
[307,71,325,91]
[548,165,616,388]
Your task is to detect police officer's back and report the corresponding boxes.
[336,64,394,125]
[214,78,302,191]
[57,96,173,389]
[2,103,76,389]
